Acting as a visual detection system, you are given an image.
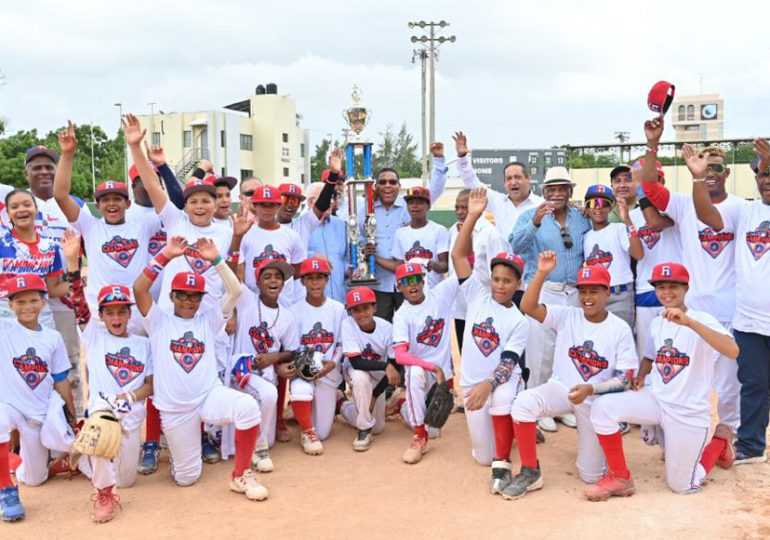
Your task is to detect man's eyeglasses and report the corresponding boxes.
[706,163,726,174]
[398,275,424,287]
[174,291,204,303]
[560,226,574,249]
[377,179,399,186]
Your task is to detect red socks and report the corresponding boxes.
[415,424,428,439]
[233,426,259,478]
[700,436,727,474]
[145,398,161,443]
[597,432,631,479]
[291,401,313,432]
[513,421,538,469]
[492,415,514,460]
[0,442,12,488]
[276,376,288,429]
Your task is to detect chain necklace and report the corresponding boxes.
[257,296,280,330]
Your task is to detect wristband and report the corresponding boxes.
[143,252,171,280]
[692,178,706,184]
[63,270,81,283]
[638,197,653,211]
[626,226,638,238]
[213,255,223,266]
[646,146,658,154]
[226,249,240,264]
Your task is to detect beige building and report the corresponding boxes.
[671,93,724,142]
[135,85,310,192]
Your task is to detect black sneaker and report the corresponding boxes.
[734,449,767,465]
[501,465,543,500]
[490,460,512,495]
[353,429,372,452]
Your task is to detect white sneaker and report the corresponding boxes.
[230,470,268,501]
[557,413,577,428]
[353,430,372,452]
[538,417,557,432]
[301,428,324,455]
[251,445,274,473]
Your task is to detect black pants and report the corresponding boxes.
[454,319,465,354]
[374,290,404,323]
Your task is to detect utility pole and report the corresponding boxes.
[114,103,127,182]
[614,131,630,163]
[90,123,96,192]
[411,49,428,182]
[148,102,157,144]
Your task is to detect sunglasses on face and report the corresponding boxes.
[560,226,574,249]
[707,163,726,174]
[377,179,399,186]
[398,275,424,287]
[585,198,612,209]
[242,190,255,198]
[174,291,204,303]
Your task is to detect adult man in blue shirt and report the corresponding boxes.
[307,181,348,303]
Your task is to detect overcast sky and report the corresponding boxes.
[1,0,769,153]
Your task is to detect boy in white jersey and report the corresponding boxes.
[587,263,739,500]
[0,274,76,522]
[582,184,643,329]
[289,257,345,455]
[391,186,450,288]
[503,253,637,501]
[133,235,268,501]
[392,261,457,464]
[339,286,398,452]
[452,188,529,494]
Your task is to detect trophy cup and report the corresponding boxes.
[342,86,378,285]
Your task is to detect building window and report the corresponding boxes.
[530,166,538,176]
[686,105,695,121]
[678,105,685,121]
[528,154,538,164]
[283,167,290,177]
[556,155,565,165]
[221,167,226,176]
[220,130,226,147]
[544,155,552,166]
[300,143,305,158]
[240,169,253,181]
[151,132,161,146]
[240,134,253,151]
[183,130,192,148]
[282,133,289,143]
[301,173,305,183]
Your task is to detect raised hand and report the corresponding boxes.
[662,307,691,327]
[328,146,343,173]
[452,131,469,157]
[144,141,167,167]
[616,198,630,223]
[430,141,444,158]
[232,205,253,238]
[682,143,708,179]
[58,120,78,155]
[196,237,220,262]
[122,113,146,147]
[644,116,664,146]
[467,187,488,217]
[162,235,188,259]
[61,229,81,263]
[198,159,214,173]
[537,250,557,274]
[754,138,770,171]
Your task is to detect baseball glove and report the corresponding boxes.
[71,409,122,459]
[293,346,321,381]
[424,382,453,429]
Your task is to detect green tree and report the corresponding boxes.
[372,122,421,178]
[566,149,620,169]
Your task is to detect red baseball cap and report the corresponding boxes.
[321,169,345,183]
[183,178,216,199]
[94,181,129,200]
[251,185,282,204]
[299,257,331,277]
[647,81,676,116]
[255,259,294,281]
[576,265,611,288]
[490,252,525,277]
[278,183,306,201]
[7,274,48,298]
[632,158,665,179]
[404,186,431,204]
[648,262,689,286]
[170,271,207,293]
[97,285,133,307]
[346,286,376,308]
[395,262,425,281]
[128,161,157,181]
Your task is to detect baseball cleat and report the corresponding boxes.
[501,465,543,500]
[91,485,122,523]
[713,424,735,469]
[537,417,557,432]
[557,413,577,428]
[277,420,292,443]
[0,486,25,522]
[230,470,269,501]
[252,445,274,473]
[48,454,79,479]
[301,428,324,455]
[202,434,220,464]
[401,435,428,464]
[138,441,160,474]
[584,473,635,502]
[734,450,767,466]
[536,427,546,444]
[490,460,512,495]
[620,422,632,435]
[353,429,372,452]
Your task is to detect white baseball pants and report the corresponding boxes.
[0,402,49,487]
[341,368,386,433]
[78,426,142,489]
[290,377,338,441]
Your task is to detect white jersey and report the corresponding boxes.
[232,288,299,383]
[392,277,459,377]
[460,276,529,387]
[341,316,394,370]
[630,207,681,295]
[664,192,741,323]
[141,304,224,413]
[583,224,633,286]
[74,209,160,310]
[645,309,730,427]
[127,204,167,299]
[80,319,152,431]
[543,305,637,397]
[156,202,232,318]
[392,220,449,288]
[292,297,345,386]
[213,216,233,228]
[240,223,305,307]
[0,318,70,422]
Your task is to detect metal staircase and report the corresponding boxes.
[174,147,210,181]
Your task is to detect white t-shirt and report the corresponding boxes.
[583,224,633,286]
[80,320,152,431]
[0,318,70,422]
[126,204,167,300]
[292,298,346,386]
[543,305,637,398]
[213,216,233,228]
[460,276,529,387]
[141,304,224,413]
[341,316,394,371]
[665,193,741,323]
[74,209,160,310]
[240,224,305,307]
[156,202,233,318]
[392,220,449,288]
[645,309,730,427]
[232,288,299,384]
[392,277,459,377]
[630,207,681,295]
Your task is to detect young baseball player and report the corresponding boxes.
[213,176,237,228]
[289,257,345,454]
[392,261,457,464]
[133,235,268,501]
[339,286,398,451]
[451,188,529,493]
[582,184,643,329]
[586,262,739,500]
[391,186,450,288]
[0,274,76,522]
[502,252,638,500]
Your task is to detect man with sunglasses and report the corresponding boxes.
[238,176,263,223]
[511,167,591,433]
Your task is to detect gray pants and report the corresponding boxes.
[607,285,635,330]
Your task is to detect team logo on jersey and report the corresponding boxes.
[655,338,690,383]
[568,340,609,381]
[300,322,335,353]
[105,347,145,387]
[251,244,287,267]
[472,317,500,357]
[184,240,213,274]
[249,322,275,354]
[361,343,382,362]
[148,229,167,256]
[638,225,660,250]
[699,227,734,259]
[416,316,445,348]
[585,244,613,269]
[12,347,49,390]
[745,220,770,261]
[102,235,140,268]
[405,241,434,262]
[170,331,205,373]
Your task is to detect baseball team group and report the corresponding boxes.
[1,104,770,525]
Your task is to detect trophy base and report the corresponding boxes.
[346,278,380,288]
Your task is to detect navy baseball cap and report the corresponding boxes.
[25,145,59,165]
[584,184,615,202]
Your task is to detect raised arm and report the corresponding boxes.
[61,230,90,330]
[134,235,188,317]
[310,147,343,219]
[123,114,169,214]
[682,144,724,231]
[227,205,253,276]
[452,187,487,280]
[453,131,483,189]
[520,251,555,323]
[616,199,644,261]
[428,142,448,202]
[639,116,672,212]
[147,144,185,210]
[664,308,739,360]
[53,121,82,222]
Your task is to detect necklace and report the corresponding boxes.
[257,296,280,330]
